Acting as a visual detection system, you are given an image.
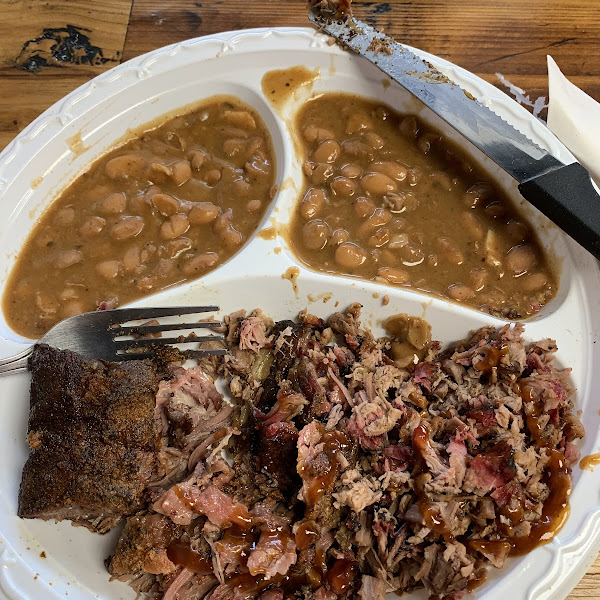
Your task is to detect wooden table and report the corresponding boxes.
[0,0,598,597]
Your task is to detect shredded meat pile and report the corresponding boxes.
[103,304,582,600]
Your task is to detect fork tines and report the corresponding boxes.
[108,306,227,359]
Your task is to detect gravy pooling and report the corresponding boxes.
[288,93,557,319]
[4,96,276,339]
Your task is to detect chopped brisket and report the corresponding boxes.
[22,303,583,600]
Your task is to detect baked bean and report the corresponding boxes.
[79,216,106,238]
[204,169,222,185]
[231,178,252,198]
[223,138,245,157]
[399,116,419,138]
[339,163,362,178]
[300,188,326,220]
[302,124,335,143]
[448,283,475,301]
[223,127,249,140]
[136,276,155,292]
[123,245,141,272]
[331,228,350,246]
[389,233,409,249]
[35,291,58,315]
[220,224,245,248]
[389,217,407,231]
[59,287,78,301]
[82,184,113,202]
[247,199,262,212]
[188,202,220,225]
[178,197,193,214]
[346,113,372,134]
[189,149,206,170]
[436,237,464,265]
[382,191,418,213]
[484,201,506,219]
[171,160,192,186]
[407,167,422,186]
[96,192,127,216]
[158,237,190,260]
[519,271,548,292]
[506,219,531,243]
[368,227,390,248]
[55,250,83,269]
[111,216,145,241]
[96,260,121,279]
[54,207,75,226]
[224,110,256,129]
[353,196,376,218]
[484,229,503,268]
[161,213,190,240]
[478,287,506,306]
[360,172,397,196]
[152,258,175,280]
[469,268,488,291]
[149,162,171,183]
[412,231,425,245]
[213,209,233,234]
[128,192,151,214]
[330,176,356,197]
[341,140,374,161]
[61,299,85,319]
[152,193,180,216]
[335,242,367,269]
[505,244,537,274]
[245,155,271,177]
[357,208,392,236]
[302,220,331,250]
[371,161,407,182]
[429,171,453,191]
[396,241,425,266]
[364,132,385,149]
[105,154,147,180]
[460,212,485,240]
[377,266,409,284]
[312,139,341,164]
[464,182,493,209]
[182,252,219,275]
[417,132,439,154]
[304,162,334,186]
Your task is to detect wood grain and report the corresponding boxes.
[0,0,132,70]
[0,1,600,593]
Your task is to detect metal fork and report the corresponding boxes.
[0,306,228,377]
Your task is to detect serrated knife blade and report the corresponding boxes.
[309,8,600,261]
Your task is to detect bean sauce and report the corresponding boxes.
[3,96,276,338]
[288,93,557,319]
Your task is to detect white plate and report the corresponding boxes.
[0,27,599,600]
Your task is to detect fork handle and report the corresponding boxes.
[0,346,33,377]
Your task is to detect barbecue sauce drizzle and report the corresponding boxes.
[413,401,573,560]
[170,342,573,593]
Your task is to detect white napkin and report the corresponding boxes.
[547,55,600,187]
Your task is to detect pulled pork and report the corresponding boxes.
[107,305,583,600]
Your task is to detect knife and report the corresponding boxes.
[308,7,600,261]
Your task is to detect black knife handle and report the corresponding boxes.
[518,162,600,261]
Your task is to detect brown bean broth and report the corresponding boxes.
[288,93,557,319]
[3,96,276,339]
